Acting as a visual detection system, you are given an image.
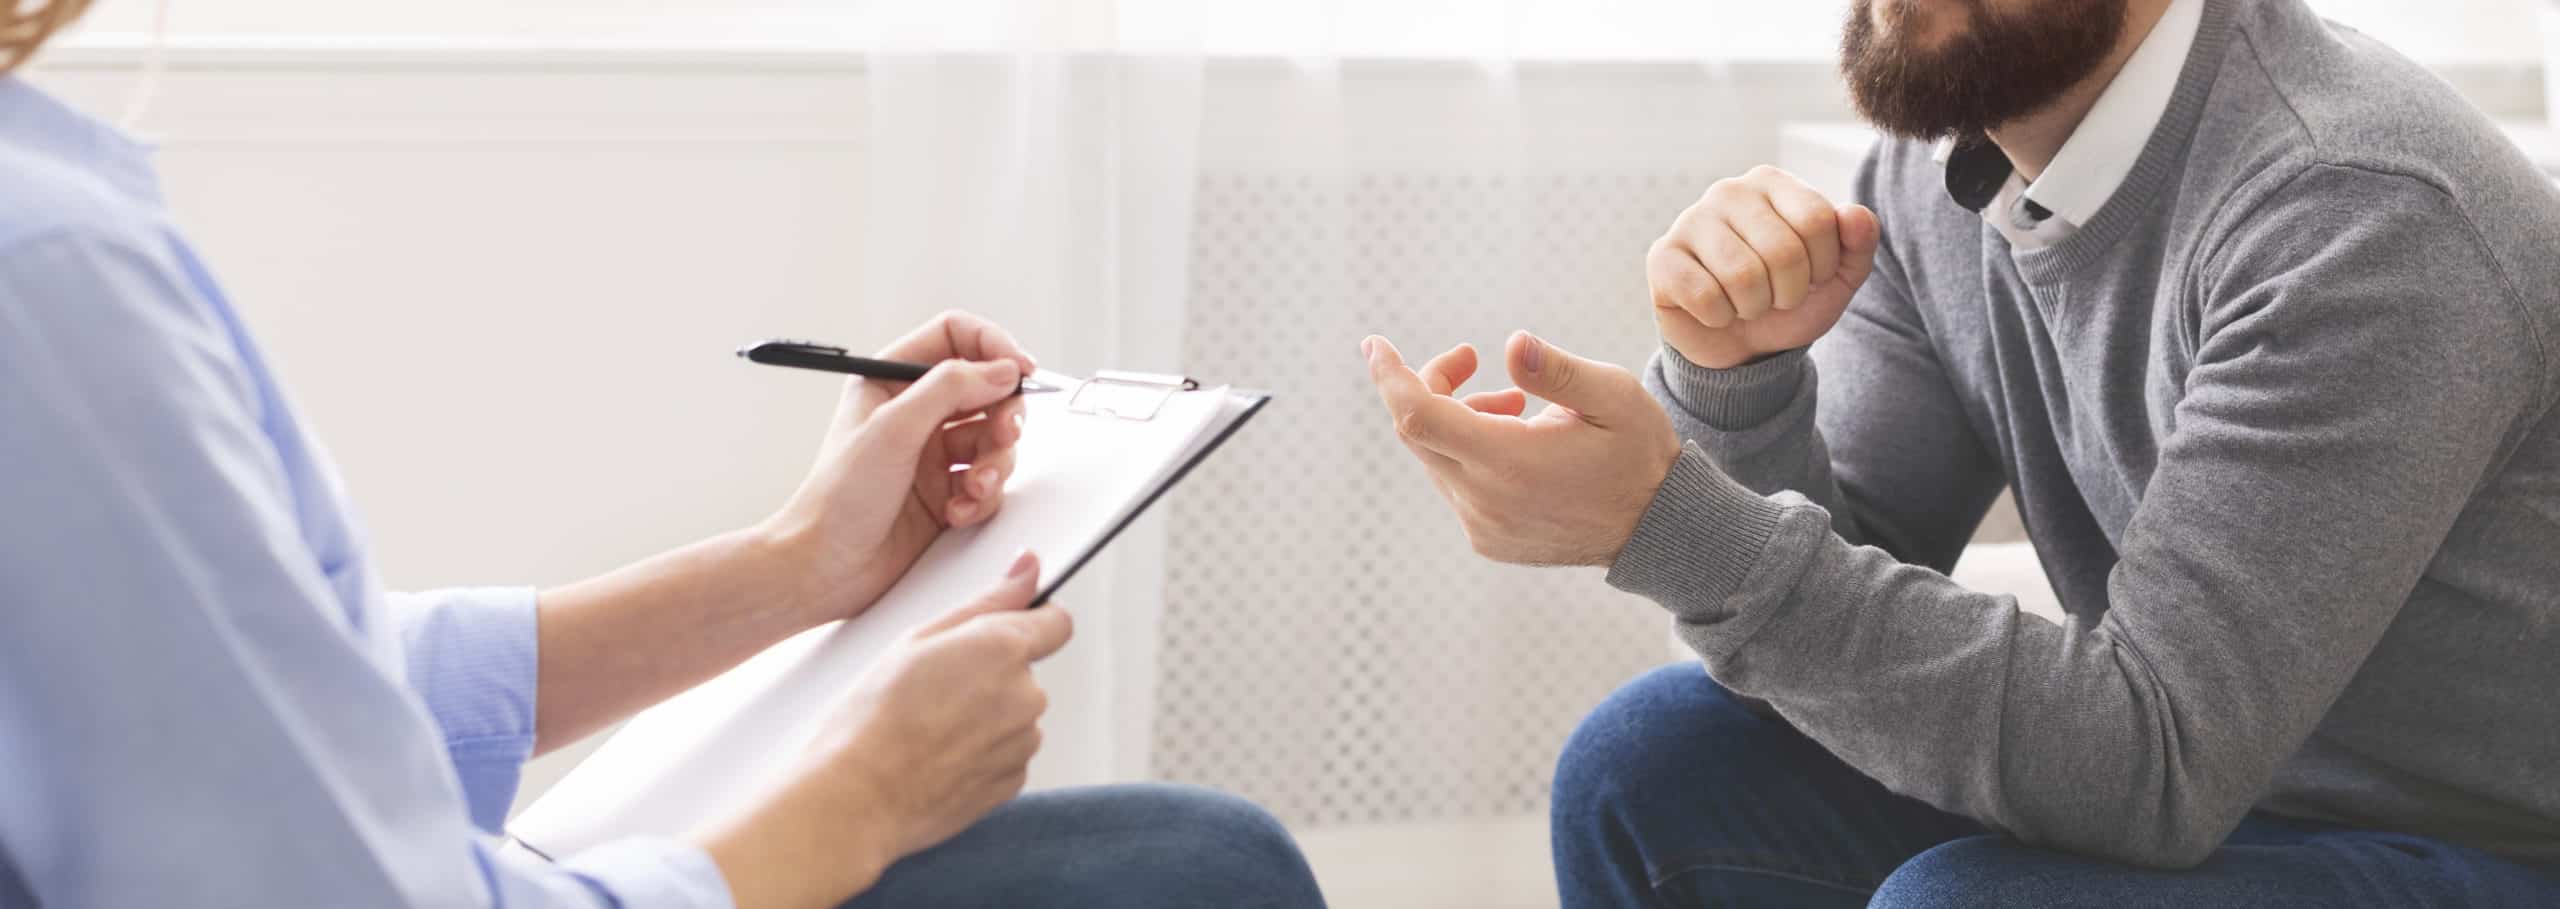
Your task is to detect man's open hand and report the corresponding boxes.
[1361,331,1681,567]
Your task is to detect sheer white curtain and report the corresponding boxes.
[827,2,1861,820]
[845,31,1209,790]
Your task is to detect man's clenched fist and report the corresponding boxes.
[1647,165,1881,369]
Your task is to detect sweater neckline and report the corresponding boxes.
[2012,0,2239,285]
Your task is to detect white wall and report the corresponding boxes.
[67,0,2548,62]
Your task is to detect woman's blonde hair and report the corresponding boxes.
[3,0,91,72]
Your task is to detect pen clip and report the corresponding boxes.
[742,340,849,358]
[738,339,848,363]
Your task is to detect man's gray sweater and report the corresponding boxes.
[1606,0,2560,869]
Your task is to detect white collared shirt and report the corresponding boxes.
[1933,0,2204,249]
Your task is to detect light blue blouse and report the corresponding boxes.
[0,77,731,908]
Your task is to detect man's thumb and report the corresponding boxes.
[1504,331,1628,418]
[1836,204,1880,287]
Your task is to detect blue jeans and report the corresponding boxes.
[1552,663,2560,908]
[844,782,1325,908]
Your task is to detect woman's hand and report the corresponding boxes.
[809,550,1067,859]
[701,552,1071,909]
[766,311,1040,624]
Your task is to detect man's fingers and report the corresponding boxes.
[1648,238,1734,329]
[1724,199,1810,317]
[1364,335,1514,459]
[861,359,1024,459]
[1763,184,1843,290]
[879,310,1039,374]
[1503,331,1641,423]
[1362,336,1458,468]
[1463,388,1528,417]
[1695,219,1775,322]
[1418,344,1479,396]
[914,550,1040,638]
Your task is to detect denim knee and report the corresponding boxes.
[1111,783,1326,905]
[1868,836,2031,909]
[1553,662,1774,812]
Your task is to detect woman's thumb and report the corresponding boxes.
[912,549,1041,638]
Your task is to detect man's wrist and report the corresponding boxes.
[1677,343,1758,371]
[1652,344,1812,433]
[1605,445,1787,623]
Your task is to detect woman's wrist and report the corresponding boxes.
[749,508,865,631]
[700,766,899,909]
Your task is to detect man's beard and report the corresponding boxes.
[1839,0,2128,140]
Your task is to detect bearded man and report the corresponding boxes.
[1355,0,2560,905]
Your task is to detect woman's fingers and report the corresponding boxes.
[945,447,1016,526]
[878,310,1039,374]
[911,550,1041,639]
[860,359,1022,464]
[931,406,1023,526]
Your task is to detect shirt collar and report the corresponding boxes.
[1933,0,2202,225]
[0,76,164,207]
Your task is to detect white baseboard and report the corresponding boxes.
[1294,813,1556,909]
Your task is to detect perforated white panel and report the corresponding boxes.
[1155,170,1713,827]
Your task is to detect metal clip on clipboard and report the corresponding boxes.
[1064,370,1201,422]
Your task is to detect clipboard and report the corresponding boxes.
[1031,371,1265,603]
[507,370,1268,858]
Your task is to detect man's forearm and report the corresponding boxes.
[533,520,829,753]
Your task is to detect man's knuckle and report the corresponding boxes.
[1645,237,1680,270]
[1729,259,1770,292]
[1761,240,1807,273]
[1794,201,1839,234]
[1393,407,1432,441]
[1717,259,1767,295]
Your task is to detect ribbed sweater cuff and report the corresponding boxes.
[1606,444,1786,622]
[1654,345,1811,431]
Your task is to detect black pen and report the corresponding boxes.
[736,339,1063,395]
